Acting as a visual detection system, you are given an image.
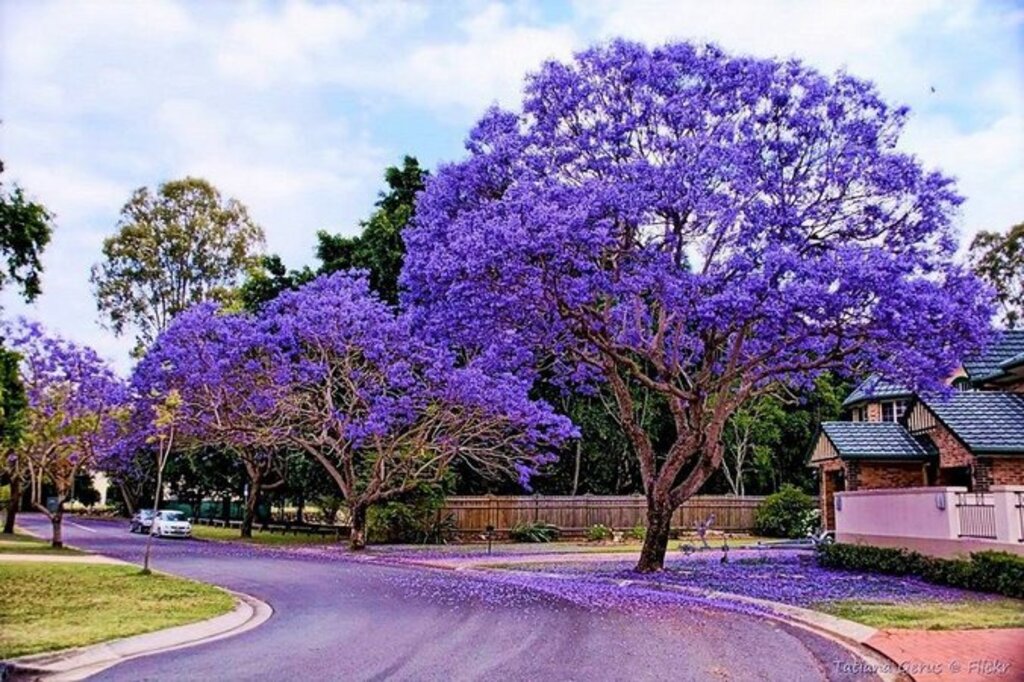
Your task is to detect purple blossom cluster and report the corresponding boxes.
[403,41,993,393]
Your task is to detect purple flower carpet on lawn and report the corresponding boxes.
[509,550,999,608]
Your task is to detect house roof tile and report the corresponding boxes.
[920,392,1024,454]
[821,421,933,460]
[963,330,1024,382]
[841,375,913,408]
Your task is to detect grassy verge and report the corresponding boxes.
[818,599,1024,630]
[190,523,345,547]
[0,531,84,555]
[0,562,234,658]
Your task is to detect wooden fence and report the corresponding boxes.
[441,494,765,537]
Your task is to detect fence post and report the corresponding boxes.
[533,493,539,523]
[487,493,497,532]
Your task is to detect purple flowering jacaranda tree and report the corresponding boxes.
[132,303,287,539]
[3,319,126,548]
[260,272,574,549]
[401,40,994,572]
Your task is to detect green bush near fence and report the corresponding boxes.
[816,543,1024,599]
[754,485,818,538]
[585,524,614,542]
[509,521,560,543]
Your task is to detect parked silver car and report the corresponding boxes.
[150,510,193,538]
[129,509,156,533]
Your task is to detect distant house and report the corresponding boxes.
[808,331,1024,532]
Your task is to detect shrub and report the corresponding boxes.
[586,524,614,542]
[624,523,646,541]
[970,551,1024,599]
[754,484,818,538]
[509,520,560,543]
[816,542,925,575]
[367,484,450,544]
[816,543,1024,599]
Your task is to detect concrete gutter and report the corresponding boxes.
[1,590,272,681]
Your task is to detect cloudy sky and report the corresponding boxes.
[1,0,1022,371]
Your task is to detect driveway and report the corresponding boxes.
[14,514,882,681]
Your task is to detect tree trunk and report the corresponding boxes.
[635,497,673,573]
[222,495,232,524]
[3,474,20,534]
[571,442,582,496]
[241,478,260,539]
[296,493,305,525]
[349,504,367,550]
[143,460,166,574]
[50,506,64,549]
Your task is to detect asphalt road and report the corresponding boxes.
[15,514,882,682]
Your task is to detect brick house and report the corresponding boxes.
[809,330,1024,530]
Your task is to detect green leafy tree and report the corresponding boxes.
[237,255,314,312]
[0,159,54,303]
[721,398,784,497]
[722,374,847,496]
[90,177,265,353]
[970,222,1023,329]
[239,157,427,310]
[1,348,27,534]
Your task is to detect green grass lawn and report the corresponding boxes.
[0,531,84,555]
[0,562,235,659]
[190,523,346,546]
[818,599,1024,630]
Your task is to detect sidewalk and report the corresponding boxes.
[866,629,1023,682]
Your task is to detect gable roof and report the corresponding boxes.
[963,330,1024,383]
[920,392,1024,455]
[820,421,933,460]
[841,374,913,408]
[1001,351,1024,371]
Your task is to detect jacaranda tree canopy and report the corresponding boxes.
[134,272,574,548]
[401,40,995,571]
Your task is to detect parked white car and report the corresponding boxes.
[150,510,192,538]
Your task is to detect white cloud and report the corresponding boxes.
[382,5,578,113]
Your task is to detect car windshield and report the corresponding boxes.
[159,511,187,521]
[139,510,155,518]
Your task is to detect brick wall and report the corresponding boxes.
[927,425,974,469]
[846,461,861,489]
[851,461,925,490]
[987,457,1024,486]
[816,459,845,530]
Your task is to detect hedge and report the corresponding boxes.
[816,543,1024,600]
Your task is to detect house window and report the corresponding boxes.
[881,400,907,422]
[953,377,972,391]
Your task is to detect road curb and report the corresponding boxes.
[1,590,272,681]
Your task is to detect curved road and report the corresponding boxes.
[16,514,882,681]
